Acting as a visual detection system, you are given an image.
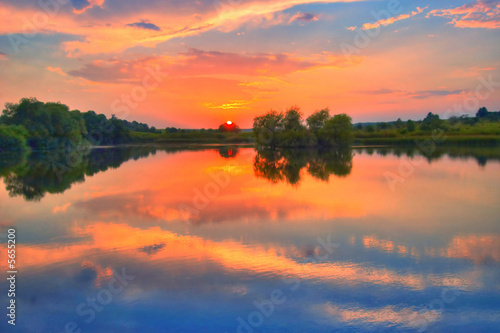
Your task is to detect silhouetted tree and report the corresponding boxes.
[421,112,443,131]
[219,122,240,132]
[476,107,489,118]
[307,108,330,135]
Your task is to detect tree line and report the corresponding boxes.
[354,107,500,138]
[0,98,133,151]
[1,97,498,152]
[0,98,171,152]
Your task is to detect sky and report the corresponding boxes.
[0,0,499,128]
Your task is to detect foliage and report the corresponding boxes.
[120,119,159,133]
[406,120,416,132]
[82,111,131,145]
[253,110,284,146]
[1,98,87,149]
[307,108,330,134]
[476,107,488,118]
[420,112,444,132]
[0,124,29,152]
[318,114,354,147]
[354,107,500,146]
[0,98,156,151]
[253,107,353,147]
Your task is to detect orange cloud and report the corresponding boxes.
[1,0,367,56]
[204,100,253,110]
[46,66,67,76]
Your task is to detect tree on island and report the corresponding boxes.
[306,108,330,135]
[253,106,353,147]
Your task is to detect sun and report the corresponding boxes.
[226,121,232,125]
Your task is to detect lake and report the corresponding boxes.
[0,145,499,332]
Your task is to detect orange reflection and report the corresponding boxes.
[323,303,440,328]
[443,235,500,264]
[363,236,395,253]
[0,222,481,291]
[362,234,500,265]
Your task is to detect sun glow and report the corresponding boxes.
[226,121,232,125]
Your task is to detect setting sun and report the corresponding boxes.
[226,121,232,125]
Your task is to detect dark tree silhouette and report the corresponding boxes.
[219,121,240,132]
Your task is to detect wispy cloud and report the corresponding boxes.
[357,88,398,95]
[290,12,319,22]
[407,89,468,99]
[67,57,156,83]
[358,88,468,99]
[361,6,427,30]
[204,100,253,109]
[427,0,500,29]
[67,48,360,83]
[126,20,161,31]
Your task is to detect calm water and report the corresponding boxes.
[0,146,499,332]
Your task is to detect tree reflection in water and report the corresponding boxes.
[253,148,353,186]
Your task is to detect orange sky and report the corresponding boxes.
[0,0,499,127]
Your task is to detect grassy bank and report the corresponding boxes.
[355,135,500,146]
[129,130,255,144]
[132,131,500,147]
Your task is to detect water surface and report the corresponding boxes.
[0,146,499,332]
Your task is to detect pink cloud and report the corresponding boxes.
[428,0,500,29]
[73,0,105,14]
[67,49,360,83]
